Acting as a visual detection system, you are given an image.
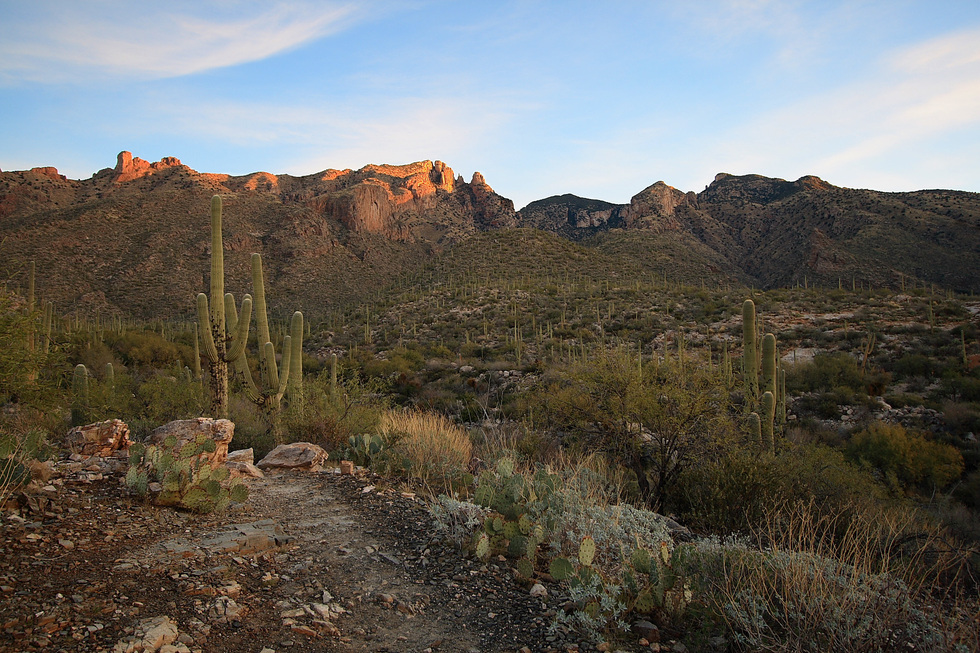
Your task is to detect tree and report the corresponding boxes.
[530,349,735,511]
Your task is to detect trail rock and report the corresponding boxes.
[112,614,178,652]
[257,442,329,471]
[227,448,264,478]
[66,419,131,457]
[147,418,234,465]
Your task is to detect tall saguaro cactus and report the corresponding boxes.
[196,195,252,419]
[233,252,304,412]
[742,299,759,410]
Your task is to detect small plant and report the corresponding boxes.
[125,435,248,513]
[549,536,692,641]
[348,433,384,467]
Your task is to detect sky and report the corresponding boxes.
[1,1,979,209]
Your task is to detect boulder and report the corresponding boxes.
[257,442,329,471]
[226,447,264,477]
[147,418,234,466]
[66,419,131,457]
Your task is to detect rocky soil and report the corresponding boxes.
[0,460,673,653]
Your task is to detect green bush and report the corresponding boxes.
[527,349,735,512]
[787,352,865,394]
[676,443,882,535]
[846,422,964,492]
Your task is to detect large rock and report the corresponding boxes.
[66,419,131,457]
[257,442,329,471]
[226,448,264,478]
[147,418,234,466]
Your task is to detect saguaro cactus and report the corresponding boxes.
[232,252,304,412]
[196,195,252,419]
[71,364,89,426]
[742,299,759,409]
[761,333,777,400]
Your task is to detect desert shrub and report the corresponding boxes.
[942,401,980,436]
[892,353,941,379]
[846,422,964,492]
[108,330,188,368]
[953,469,980,510]
[377,408,473,487]
[279,366,388,455]
[787,352,865,394]
[527,349,735,511]
[677,444,882,536]
[687,503,972,652]
[127,373,206,439]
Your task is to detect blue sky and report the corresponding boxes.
[1,1,979,209]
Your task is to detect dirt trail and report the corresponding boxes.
[0,467,572,653]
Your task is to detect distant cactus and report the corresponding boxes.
[761,333,776,398]
[761,391,775,452]
[230,253,303,413]
[748,412,762,443]
[71,364,89,425]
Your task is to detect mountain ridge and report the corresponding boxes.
[2,152,979,319]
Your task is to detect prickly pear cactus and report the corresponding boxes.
[549,557,575,581]
[578,536,596,567]
[125,436,248,514]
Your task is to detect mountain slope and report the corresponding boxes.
[3,153,980,321]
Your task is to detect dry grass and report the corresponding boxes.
[379,409,473,486]
[702,500,979,652]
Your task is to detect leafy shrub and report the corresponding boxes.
[846,422,964,492]
[527,349,735,511]
[279,366,388,455]
[787,352,865,394]
[676,443,882,535]
[128,373,206,439]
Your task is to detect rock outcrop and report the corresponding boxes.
[147,418,235,466]
[114,151,185,183]
[624,181,690,230]
[66,419,132,457]
[257,442,329,471]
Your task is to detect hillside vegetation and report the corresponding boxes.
[3,161,980,649]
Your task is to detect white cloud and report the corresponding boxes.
[0,1,363,82]
[150,91,520,178]
[700,27,980,190]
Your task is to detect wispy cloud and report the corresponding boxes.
[0,1,364,82]
[701,26,980,189]
[148,90,523,178]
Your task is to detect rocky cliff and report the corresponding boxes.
[0,152,517,318]
[3,152,979,319]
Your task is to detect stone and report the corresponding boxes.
[208,596,244,624]
[66,419,131,457]
[147,418,234,466]
[226,448,254,464]
[112,614,178,652]
[529,583,547,598]
[194,519,292,555]
[257,442,329,471]
[339,460,354,475]
[226,461,264,479]
[633,620,659,642]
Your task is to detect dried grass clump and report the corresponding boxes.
[380,409,472,485]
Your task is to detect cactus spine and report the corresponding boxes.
[196,195,253,419]
[742,299,758,410]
